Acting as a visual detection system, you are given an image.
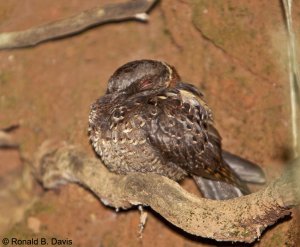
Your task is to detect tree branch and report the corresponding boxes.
[0,0,158,50]
[34,142,300,243]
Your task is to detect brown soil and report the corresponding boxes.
[0,0,299,246]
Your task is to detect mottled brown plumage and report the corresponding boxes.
[88,60,265,200]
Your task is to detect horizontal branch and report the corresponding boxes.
[34,142,300,243]
[0,0,157,50]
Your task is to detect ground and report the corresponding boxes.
[0,0,299,246]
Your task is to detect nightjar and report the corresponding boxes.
[88,60,265,200]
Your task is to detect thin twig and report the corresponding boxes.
[0,0,158,50]
[34,142,300,243]
[282,0,300,157]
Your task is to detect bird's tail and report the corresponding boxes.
[193,151,265,200]
[193,175,246,200]
[222,150,266,184]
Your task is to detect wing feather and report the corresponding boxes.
[143,84,248,194]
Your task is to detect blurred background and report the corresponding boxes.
[0,0,299,246]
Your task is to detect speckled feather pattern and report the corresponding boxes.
[88,60,248,195]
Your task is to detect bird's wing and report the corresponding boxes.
[142,83,240,186]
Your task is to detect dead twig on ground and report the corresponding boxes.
[34,142,300,243]
[0,0,158,50]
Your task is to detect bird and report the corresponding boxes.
[88,59,265,200]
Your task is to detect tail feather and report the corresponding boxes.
[192,151,265,200]
[222,150,266,184]
[192,175,246,200]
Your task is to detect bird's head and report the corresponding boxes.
[106,60,180,95]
